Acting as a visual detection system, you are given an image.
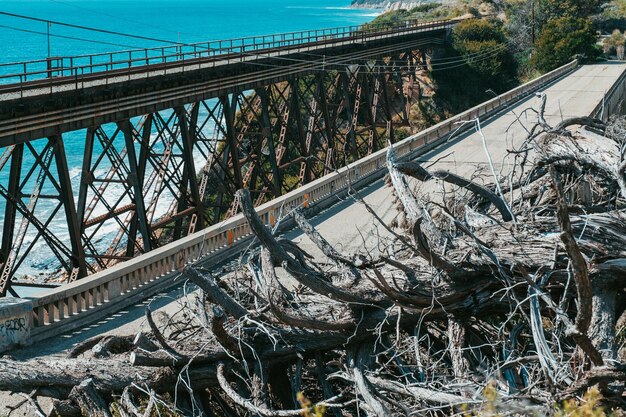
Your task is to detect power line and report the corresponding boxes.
[47,0,192,38]
[0,26,509,76]
[429,47,510,72]
[232,38,512,72]
[0,14,482,69]
[219,40,511,77]
[298,36,519,67]
[0,15,518,79]
[0,24,144,49]
[0,11,179,45]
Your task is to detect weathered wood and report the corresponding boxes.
[395,161,513,221]
[183,266,252,319]
[551,167,604,366]
[0,358,174,396]
[50,399,82,417]
[447,316,468,380]
[236,189,385,306]
[132,332,159,352]
[91,335,134,358]
[68,379,112,417]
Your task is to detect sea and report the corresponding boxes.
[0,0,381,284]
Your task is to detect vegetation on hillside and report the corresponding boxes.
[419,18,516,119]
[362,0,623,124]
[601,0,626,29]
[532,17,600,71]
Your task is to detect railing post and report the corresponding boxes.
[46,57,53,80]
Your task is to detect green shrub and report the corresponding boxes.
[532,17,600,71]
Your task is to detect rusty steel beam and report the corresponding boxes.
[126,114,153,257]
[174,105,204,239]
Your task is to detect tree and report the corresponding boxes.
[504,0,536,49]
[361,9,411,29]
[429,19,517,114]
[450,19,517,90]
[604,0,626,17]
[453,17,508,43]
[532,17,599,71]
[539,0,608,20]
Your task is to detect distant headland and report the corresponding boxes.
[350,0,433,10]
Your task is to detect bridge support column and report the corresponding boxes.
[0,144,23,296]
[175,105,204,238]
[291,78,312,185]
[50,135,87,281]
[257,88,282,198]
[316,74,337,173]
[362,70,381,154]
[379,71,395,144]
[76,128,94,235]
[340,70,359,161]
[221,95,243,190]
[394,70,410,126]
[126,115,153,256]
[117,120,152,253]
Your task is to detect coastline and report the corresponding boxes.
[349,1,425,11]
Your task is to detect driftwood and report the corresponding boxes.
[1,107,625,417]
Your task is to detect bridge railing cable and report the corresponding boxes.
[0,18,454,96]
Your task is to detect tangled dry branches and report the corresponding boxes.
[1,99,626,417]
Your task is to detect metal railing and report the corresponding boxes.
[0,19,454,97]
[4,59,578,346]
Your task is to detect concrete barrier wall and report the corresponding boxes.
[0,59,579,351]
[0,298,32,351]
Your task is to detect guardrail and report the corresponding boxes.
[0,59,578,350]
[0,19,454,97]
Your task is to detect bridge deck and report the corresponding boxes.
[0,20,452,145]
[0,20,451,101]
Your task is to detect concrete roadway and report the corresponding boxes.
[1,62,624,415]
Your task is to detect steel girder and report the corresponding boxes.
[0,49,424,295]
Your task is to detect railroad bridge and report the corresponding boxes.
[0,19,455,296]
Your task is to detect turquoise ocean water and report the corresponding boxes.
[0,0,380,279]
[1,0,380,62]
